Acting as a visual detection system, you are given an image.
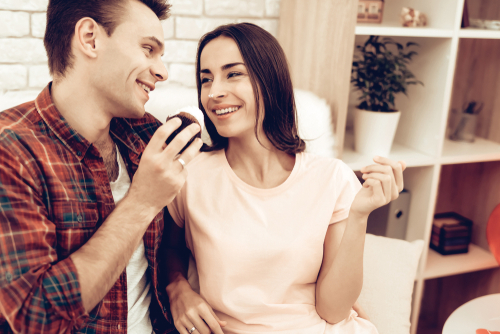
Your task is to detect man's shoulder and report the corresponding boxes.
[0,100,42,146]
[124,112,162,140]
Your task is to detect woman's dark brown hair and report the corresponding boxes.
[196,23,305,155]
[44,0,171,78]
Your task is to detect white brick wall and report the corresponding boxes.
[0,0,281,94]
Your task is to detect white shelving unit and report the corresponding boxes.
[347,1,500,333]
[424,245,499,280]
[459,28,500,39]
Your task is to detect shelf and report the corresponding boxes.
[440,137,500,165]
[424,244,499,280]
[459,28,500,39]
[342,132,436,171]
[355,23,453,38]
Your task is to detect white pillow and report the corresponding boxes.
[359,234,424,334]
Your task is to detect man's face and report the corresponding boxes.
[92,0,168,119]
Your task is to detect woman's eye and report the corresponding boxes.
[228,72,242,78]
[201,78,212,84]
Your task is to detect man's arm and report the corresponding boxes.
[0,120,202,332]
[160,209,227,334]
[71,120,202,312]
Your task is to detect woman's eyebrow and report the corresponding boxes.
[200,62,245,74]
[221,62,245,71]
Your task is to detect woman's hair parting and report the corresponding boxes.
[196,23,305,154]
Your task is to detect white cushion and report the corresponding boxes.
[359,234,424,334]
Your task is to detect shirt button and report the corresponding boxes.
[77,151,82,156]
[117,324,121,330]
[5,272,12,283]
[77,214,83,222]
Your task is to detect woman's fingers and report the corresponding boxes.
[363,173,391,203]
[362,171,392,201]
[361,157,406,195]
[373,156,405,192]
[363,178,386,205]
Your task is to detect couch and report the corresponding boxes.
[0,86,424,334]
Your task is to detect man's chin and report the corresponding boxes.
[120,105,147,119]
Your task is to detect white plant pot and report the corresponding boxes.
[353,108,401,158]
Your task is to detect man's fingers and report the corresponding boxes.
[186,314,211,334]
[209,308,227,328]
[175,137,203,170]
[200,308,224,334]
[148,117,183,151]
[163,123,201,160]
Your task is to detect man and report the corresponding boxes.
[0,0,201,333]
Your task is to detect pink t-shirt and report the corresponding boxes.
[167,150,377,334]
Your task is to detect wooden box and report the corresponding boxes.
[430,212,473,255]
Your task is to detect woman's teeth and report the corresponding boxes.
[137,82,150,93]
[215,107,239,115]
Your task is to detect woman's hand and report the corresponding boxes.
[167,278,227,334]
[350,156,406,219]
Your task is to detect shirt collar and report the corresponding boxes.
[35,83,91,161]
[35,83,146,163]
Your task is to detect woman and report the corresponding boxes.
[162,23,405,334]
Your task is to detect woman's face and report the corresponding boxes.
[199,36,259,140]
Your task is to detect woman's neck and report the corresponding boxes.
[225,134,295,189]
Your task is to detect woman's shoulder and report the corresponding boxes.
[299,152,352,174]
[186,149,224,173]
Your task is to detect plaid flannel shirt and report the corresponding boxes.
[0,84,175,333]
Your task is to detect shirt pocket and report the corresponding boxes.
[52,201,99,259]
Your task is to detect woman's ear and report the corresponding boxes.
[73,17,100,59]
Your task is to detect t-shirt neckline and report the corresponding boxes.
[218,149,302,196]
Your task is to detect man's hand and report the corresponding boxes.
[167,277,227,334]
[127,118,202,218]
[350,156,406,219]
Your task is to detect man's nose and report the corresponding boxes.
[152,60,168,82]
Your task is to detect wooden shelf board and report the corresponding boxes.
[459,28,500,39]
[440,137,500,165]
[424,244,499,280]
[342,132,436,171]
[355,24,453,38]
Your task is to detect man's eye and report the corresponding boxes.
[144,46,153,53]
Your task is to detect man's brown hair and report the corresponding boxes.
[44,0,171,78]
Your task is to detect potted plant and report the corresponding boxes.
[351,35,423,157]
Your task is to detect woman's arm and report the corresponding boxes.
[316,157,405,324]
[160,211,226,334]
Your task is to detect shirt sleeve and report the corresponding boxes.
[0,146,87,333]
[166,185,186,228]
[329,161,362,224]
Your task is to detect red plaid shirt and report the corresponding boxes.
[0,84,175,333]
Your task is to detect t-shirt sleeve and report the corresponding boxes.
[330,161,362,224]
[166,185,186,228]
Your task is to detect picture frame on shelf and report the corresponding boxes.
[357,0,384,24]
